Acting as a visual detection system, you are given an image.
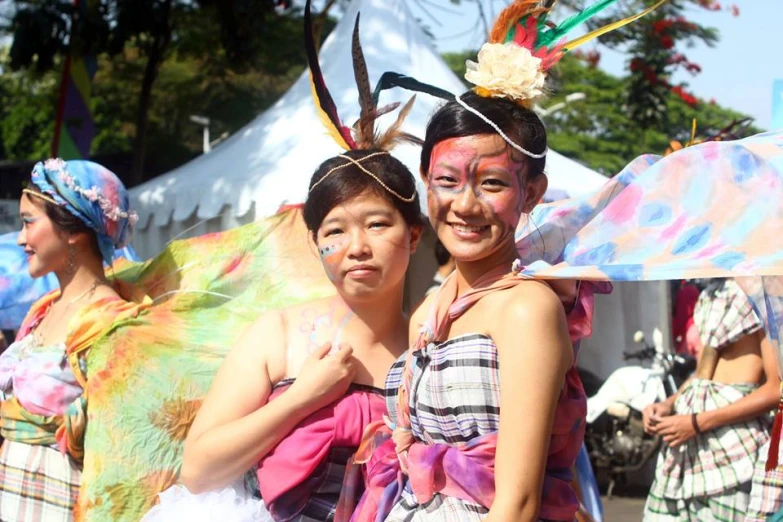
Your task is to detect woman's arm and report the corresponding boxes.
[181,311,355,493]
[697,334,780,431]
[488,283,572,522]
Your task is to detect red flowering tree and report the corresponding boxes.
[566,0,739,138]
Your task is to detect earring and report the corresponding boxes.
[67,244,77,274]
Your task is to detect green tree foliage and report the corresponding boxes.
[2,0,306,184]
[561,0,739,133]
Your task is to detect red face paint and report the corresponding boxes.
[426,135,527,263]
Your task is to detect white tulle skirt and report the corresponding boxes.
[141,480,273,522]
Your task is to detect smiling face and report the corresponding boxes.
[17,194,70,278]
[315,190,419,301]
[424,134,546,264]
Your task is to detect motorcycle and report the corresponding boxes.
[580,329,696,496]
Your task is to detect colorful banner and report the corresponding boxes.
[51,0,97,159]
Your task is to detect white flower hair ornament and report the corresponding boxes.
[463,0,669,107]
[457,0,668,159]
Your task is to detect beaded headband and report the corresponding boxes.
[22,189,59,207]
[308,151,417,203]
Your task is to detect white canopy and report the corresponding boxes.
[130,0,608,235]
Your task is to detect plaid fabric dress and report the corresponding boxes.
[0,440,81,522]
[0,335,83,522]
[644,379,771,522]
[693,280,763,351]
[383,334,501,522]
[745,441,783,522]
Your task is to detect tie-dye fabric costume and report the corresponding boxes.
[0,159,144,522]
[349,131,783,522]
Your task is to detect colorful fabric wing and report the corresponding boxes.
[75,207,336,522]
[516,130,783,364]
[0,232,57,329]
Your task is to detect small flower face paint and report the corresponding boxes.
[314,191,414,298]
[426,134,530,263]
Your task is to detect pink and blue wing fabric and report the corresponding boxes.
[516,130,783,365]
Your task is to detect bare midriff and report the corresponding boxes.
[712,333,764,385]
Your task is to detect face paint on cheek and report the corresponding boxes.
[318,238,348,281]
[477,180,525,239]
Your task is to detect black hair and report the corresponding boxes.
[303,149,424,235]
[421,91,547,180]
[434,238,451,267]
[23,183,101,256]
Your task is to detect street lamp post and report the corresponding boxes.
[189,115,211,154]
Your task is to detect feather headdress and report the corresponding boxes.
[304,0,452,152]
[465,0,668,106]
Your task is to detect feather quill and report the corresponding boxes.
[372,72,453,107]
[352,13,376,148]
[561,0,669,51]
[375,96,421,151]
[536,0,619,49]
[488,0,542,44]
[304,0,356,150]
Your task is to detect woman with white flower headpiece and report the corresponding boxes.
[345,1,671,521]
[0,159,149,521]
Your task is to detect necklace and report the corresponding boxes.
[30,280,103,349]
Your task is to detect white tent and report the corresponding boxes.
[129,0,670,380]
[129,0,608,259]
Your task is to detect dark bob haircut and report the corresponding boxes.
[303,149,424,235]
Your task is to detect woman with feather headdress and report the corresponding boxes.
[141,3,434,521]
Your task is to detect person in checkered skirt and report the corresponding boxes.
[642,279,781,522]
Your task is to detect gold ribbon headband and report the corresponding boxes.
[23,188,59,207]
[308,151,417,203]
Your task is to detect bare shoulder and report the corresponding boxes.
[232,307,287,361]
[488,281,572,370]
[487,280,566,324]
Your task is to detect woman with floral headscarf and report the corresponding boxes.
[0,159,148,522]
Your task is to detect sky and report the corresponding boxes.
[405,0,782,130]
